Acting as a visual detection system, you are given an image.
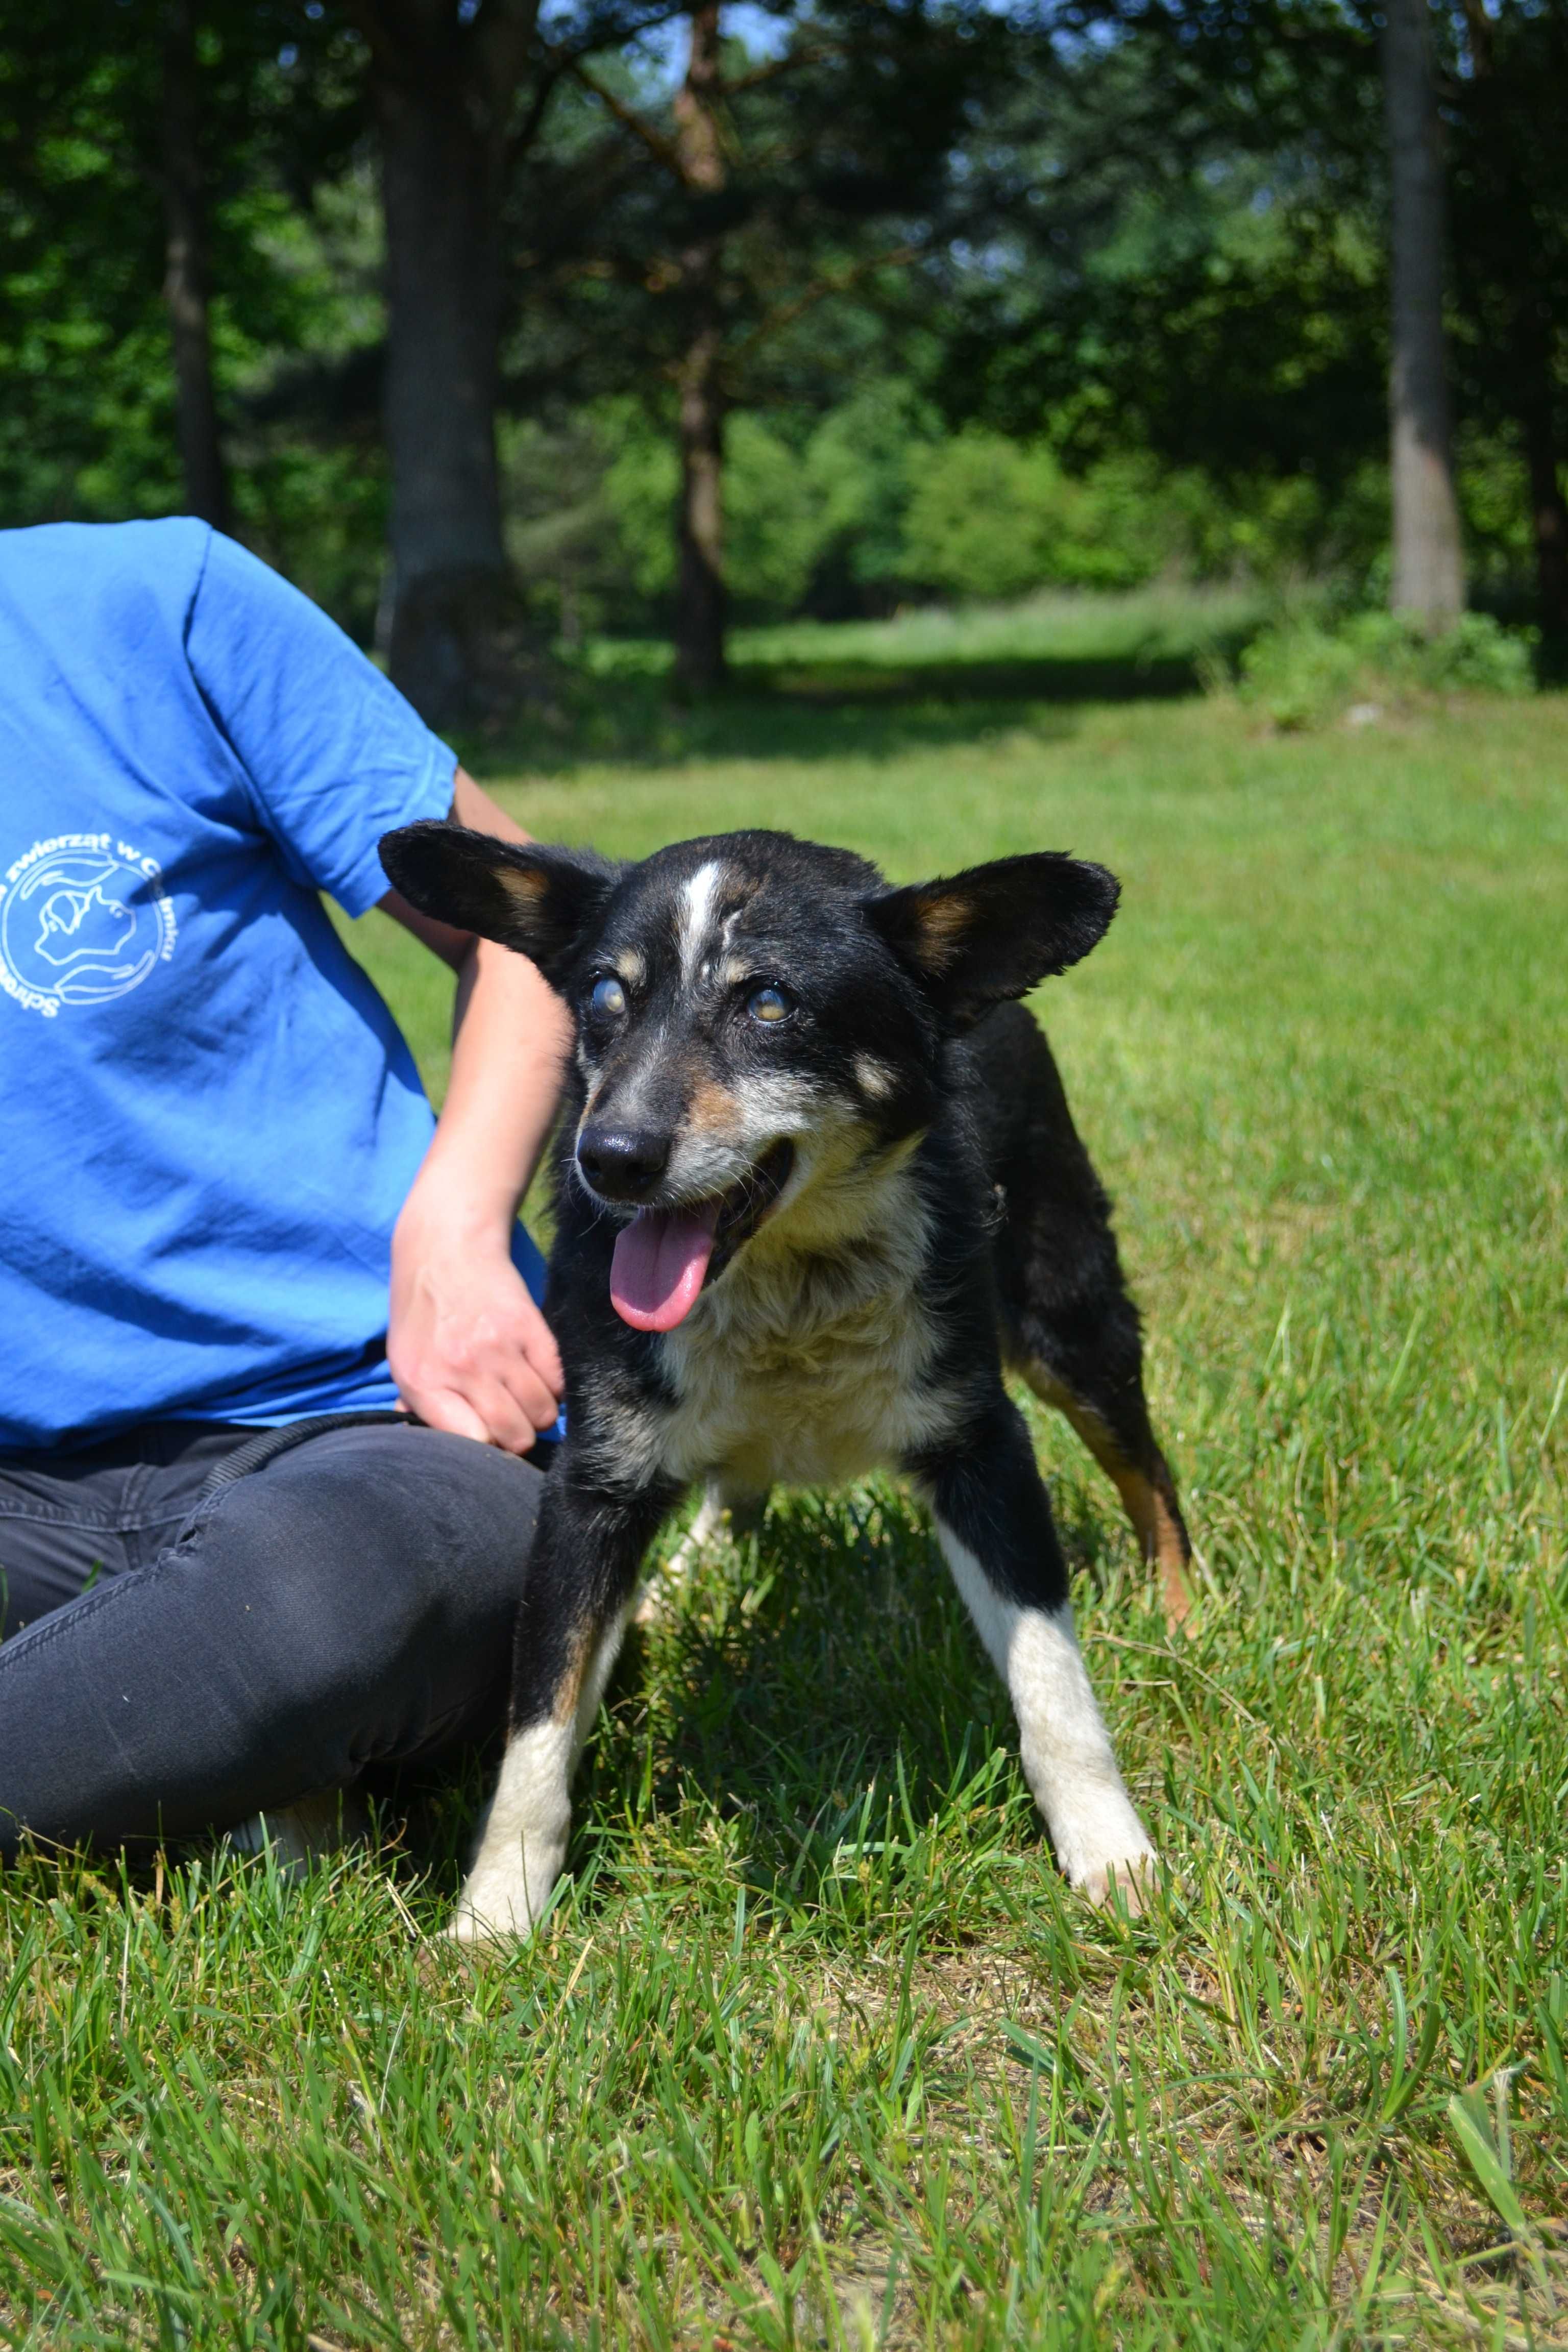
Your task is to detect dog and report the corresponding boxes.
[379,822,1192,1943]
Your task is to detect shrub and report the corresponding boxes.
[1237,608,1534,728]
[1343,609,1536,695]
[898,431,1172,599]
[1237,620,1361,729]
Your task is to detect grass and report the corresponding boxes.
[3,616,1566,2346]
[502,587,1268,785]
[582,587,1265,705]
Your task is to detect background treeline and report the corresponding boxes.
[1,0,1563,724]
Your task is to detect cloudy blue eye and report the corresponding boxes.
[747,984,792,1024]
[590,974,627,1019]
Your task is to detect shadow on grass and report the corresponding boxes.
[458,641,1235,779]
[570,1481,1126,1915]
[462,676,1080,779]
[737,649,1207,706]
[360,1471,1130,1910]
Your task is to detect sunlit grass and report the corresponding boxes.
[5,668,1566,2346]
[583,584,1267,681]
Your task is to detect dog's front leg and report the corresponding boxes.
[915,1398,1157,1910]
[450,1470,675,1945]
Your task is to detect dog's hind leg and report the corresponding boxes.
[450,1470,675,1944]
[1021,1345,1193,1631]
[912,1398,1157,1912]
[975,1005,1193,1627]
[997,1210,1192,1626]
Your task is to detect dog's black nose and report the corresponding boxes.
[577,1123,671,1202]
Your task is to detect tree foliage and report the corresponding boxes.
[1,0,1563,686]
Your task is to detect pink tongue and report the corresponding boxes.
[610,1202,720,1331]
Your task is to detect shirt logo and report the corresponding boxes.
[0,833,178,1018]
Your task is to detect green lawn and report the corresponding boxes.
[574,587,1266,717]
[3,661,1566,2347]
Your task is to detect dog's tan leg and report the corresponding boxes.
[448,1610,627,1946]
[1023,1366,1193,1630]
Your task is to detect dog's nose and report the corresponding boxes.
[577,1123,671,1202]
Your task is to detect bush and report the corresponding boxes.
[1236,620,1361,730]
[1344,609,1536,695]
[594,404,898,621]
[898,431,1174,599]
[1237,608,1534,728]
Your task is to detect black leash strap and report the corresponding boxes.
[195,1410,418,1507]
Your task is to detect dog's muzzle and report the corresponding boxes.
[600,1140,795,1333]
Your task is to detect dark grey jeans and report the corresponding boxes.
[0,1419,544,1860]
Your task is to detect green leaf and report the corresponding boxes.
[1003,2021,1056,2073]
[1444,2091,1533,2242]
[1380,1995,1443,2125]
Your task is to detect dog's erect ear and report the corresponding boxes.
[379,822,619,981]
[864,852,1120,1031]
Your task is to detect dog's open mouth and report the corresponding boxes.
[609,1141,794,1332]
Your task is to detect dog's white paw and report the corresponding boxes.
[445,1817,566,1948]
[1077,1848,1159,1916]
[445,1851,559,1946]
[442,1903,512,1948]
[631,1562,678,1628]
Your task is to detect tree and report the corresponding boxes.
[670,3,727,694]
[340,0,540,723]
[0,0,363,538]
[522,0,1011,689]
[920,3,1389,572]
[1381,0,1463,623]
[329,0,697,722]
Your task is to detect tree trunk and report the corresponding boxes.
[160,0,230,532]
[1382,0,1464,627]
[361,1,540,729]
[672,4,728,696]
[675,324,726,695]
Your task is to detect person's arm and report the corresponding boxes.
[380,768,573,1453]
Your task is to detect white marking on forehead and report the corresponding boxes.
[677,861,723,990]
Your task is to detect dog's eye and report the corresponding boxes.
[590,975,627,1020]
[747,984,792,1024]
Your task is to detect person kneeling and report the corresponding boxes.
[0,520,568,1867]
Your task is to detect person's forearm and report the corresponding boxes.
[406,937,572,1240]
[384,768,572,1446]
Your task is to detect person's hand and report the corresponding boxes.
[388,1206,563,1454]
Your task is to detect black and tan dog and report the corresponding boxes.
[379,821,1191,1942]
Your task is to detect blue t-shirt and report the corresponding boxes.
[0,519,543,1452]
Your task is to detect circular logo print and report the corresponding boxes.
[0,834,178,1018]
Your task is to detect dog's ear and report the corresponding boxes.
[379,822,619,981]
[864,852,1120,1031]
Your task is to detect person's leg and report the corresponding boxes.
[0,1460,133,1636]
[0,1422,250,1638]
[0,1424,543,1859]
